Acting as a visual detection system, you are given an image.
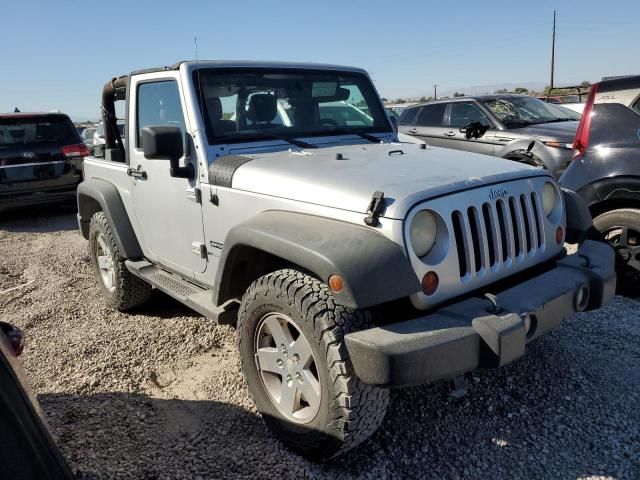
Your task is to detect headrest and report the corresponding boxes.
[206,97,223,124]
[247,94,277,123]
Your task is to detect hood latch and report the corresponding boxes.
[364,191,385,227]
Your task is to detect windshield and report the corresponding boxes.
[482,96,574,128]
[194,68,390,145]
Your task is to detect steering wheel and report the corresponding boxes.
[319,118,339,127]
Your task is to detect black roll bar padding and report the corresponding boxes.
[101,76,128,155]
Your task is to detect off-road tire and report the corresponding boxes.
[593,208,640,295]
[88,212,152,310]
[237,269,389,459]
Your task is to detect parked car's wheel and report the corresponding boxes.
[88,212,152,310]
[237,269,389,459]
[593,208,640,294]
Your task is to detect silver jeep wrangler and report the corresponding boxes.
[77,60,616,459]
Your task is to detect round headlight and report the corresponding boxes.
[542,182,557,216]
[410,210,437,258]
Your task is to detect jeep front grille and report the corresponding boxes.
[451,192,545,279]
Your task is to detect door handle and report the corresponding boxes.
[408,128,418,134]
[127,166,147,180]
[443,131,456,137]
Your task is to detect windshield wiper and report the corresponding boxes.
[248,133,317,149]
[543,118,573,123]
[504,120,535,127]
[317,128,382,144]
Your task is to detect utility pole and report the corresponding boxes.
[550,10,556,90]
[433,84,438,100]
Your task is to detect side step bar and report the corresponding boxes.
[125,260,236,323]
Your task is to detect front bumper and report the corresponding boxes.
[345,240,616,387]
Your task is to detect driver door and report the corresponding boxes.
[441,102,496,155]
[129,77,206,277]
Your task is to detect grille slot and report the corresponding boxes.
[452,211,468,277]
[451,193,547,280]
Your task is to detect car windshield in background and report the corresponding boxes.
[482,96,575,128]
[0,116,78,147]
[194,69,390,145]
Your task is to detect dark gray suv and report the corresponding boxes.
[399,95,579,178]
[560,75,640,291]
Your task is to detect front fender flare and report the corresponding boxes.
[213,211,421,309]
[76,179,143,259]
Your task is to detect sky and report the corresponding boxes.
[0,0,637,120]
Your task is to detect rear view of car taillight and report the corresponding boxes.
[572,83,599,160]
[61,144,90,158]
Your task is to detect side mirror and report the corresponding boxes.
[459,122,490,139]
[141,126,193,179]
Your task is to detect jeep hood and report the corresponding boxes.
[228,143,549,219]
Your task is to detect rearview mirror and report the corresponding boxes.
[141,126,193,179]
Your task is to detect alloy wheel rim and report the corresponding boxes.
[603,226,640,274]
[255,312,321,424]
[96,233,116,292]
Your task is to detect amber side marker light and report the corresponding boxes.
[422,271,439,296]
[556,226,565,245]
[328,275,344,293]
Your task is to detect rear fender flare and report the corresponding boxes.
[76,179,143,259]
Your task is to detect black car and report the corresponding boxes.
[0,112,88,211]
[0,322,72,479]
[560,75,640,290]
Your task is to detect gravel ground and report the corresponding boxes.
[1,204,639,480]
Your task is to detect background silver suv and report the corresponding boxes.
[399,95,579,178]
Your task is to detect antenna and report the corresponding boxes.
[194,36,206,121]
[550,10,556,90]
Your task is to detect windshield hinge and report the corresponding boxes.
[364,191,385,227]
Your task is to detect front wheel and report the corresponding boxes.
[593,208,640,294]
[88,212,153,310]
[237,269,389,459]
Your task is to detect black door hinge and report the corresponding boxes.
[194,187,202,204]
[200,243,207,259]
[364,191,385,227]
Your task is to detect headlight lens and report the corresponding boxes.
[542,182,557,216]
[410,210,437,257]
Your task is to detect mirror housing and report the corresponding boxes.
[459,121,490,139]
[141,126,193,179]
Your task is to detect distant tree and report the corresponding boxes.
[453,92,464,97]
[381,97,388,102]
[495,88,508,94]
[419,96,428,102]
[394,98,406,104]
[514,87,528,94]
[580,81,591,87]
